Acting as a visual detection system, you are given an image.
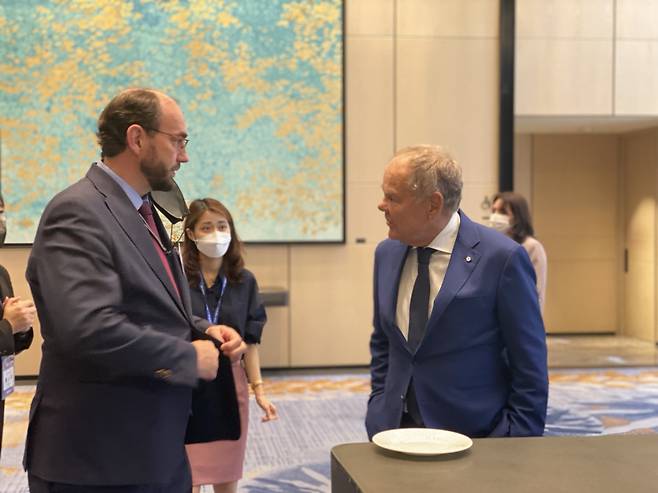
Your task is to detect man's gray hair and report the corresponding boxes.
[394,145,463,214]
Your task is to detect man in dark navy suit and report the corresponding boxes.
[0,194,35,460]
[366,145,548,439]
[25,89,246,492]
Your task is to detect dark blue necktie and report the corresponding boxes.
[408,247,435,351]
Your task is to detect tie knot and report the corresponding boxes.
[138,200,153,219]
[417,247,434,265]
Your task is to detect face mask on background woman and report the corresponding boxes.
[195,231,231,258]
[487,212,510,233]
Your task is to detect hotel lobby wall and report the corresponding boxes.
[516,0,658,117]
[621,129,657,343]
[4,0,501,375]
[517,130,658,342]
[527,134,620,334]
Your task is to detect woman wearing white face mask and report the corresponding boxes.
[182,198,277,493]
[490,192,547,313]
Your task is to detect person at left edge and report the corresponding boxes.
[24,88,246,492]
[0,193,35,461]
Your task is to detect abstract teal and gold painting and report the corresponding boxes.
[0,0,343,242]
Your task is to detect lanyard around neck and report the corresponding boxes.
[199,275,228,324]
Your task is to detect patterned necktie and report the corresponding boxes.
[138,199,180,299]
[408,247,435,351]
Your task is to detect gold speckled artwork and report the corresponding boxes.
[0,0,343,243]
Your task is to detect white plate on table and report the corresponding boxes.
[372,428,473,456]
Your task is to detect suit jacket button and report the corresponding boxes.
[155,369,172,379]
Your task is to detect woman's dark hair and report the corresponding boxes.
[97,88,161,158]
[493,191,535,243]
[182,198,245,286]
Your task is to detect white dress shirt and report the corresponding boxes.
[396,211,461,340]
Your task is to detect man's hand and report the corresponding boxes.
[2,296,36,334]
[191,340,219,381]
[206,324,247,361]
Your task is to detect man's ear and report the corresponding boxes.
[126,124,146,155]
[428,191,444,217]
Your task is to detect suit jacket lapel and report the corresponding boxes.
[86,166,190,320]
[426,211,481,330]
[169,244,195,319]
[385,242,413,350]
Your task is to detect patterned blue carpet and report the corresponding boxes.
[2,368,658,492]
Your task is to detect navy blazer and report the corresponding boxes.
[25,164,212,485]
[366,211,548,439]
[185,269,266,444]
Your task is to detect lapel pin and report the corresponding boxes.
[465,256,472,263]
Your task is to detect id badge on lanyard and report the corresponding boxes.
[1,354,15,400]
[199,276,228,324]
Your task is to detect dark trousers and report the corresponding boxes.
[28,458,191,493]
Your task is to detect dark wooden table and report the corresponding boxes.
[331,435,658,492]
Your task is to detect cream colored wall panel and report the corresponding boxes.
[617,0,658,39]
[616,41,658,115]
[396,38,498,185]
[541,234,617,262]
[533,134,619,334]
[622,129,656,342]
[347,182,389,244]
[514,134,533,203]
[533,135,619,237]
[243,245,290,367]
[243,245,289,288]
[2,247,41,375]
[625,260,655,341]
[258,307,290,368]
[516,39,613,115]
[622,129,656,262]
[346,36,395,183]
[290,244,374,366]
[346,0,394,36]
[544,260,618,333]
[397,0,499,38]
[626,196,656,261]
[517,0,613,39]
[460,182,498,224]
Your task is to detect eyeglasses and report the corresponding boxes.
[146,128,190,149]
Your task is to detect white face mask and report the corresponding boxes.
[195,231,231,258]
[487,212,510,232]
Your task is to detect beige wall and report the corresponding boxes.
[516,0,614,116]
[4,0,501,374]
[516,0,658,117]
[616,0,658,114]
[531,134,620,333]
[621,129,657,342]
[518,129,658,340]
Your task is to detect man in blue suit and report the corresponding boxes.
[25,89,246,491]
[366,145,548,439]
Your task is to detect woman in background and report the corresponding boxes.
[0,194,35,460]
[490,191,547,312]
[183,198,277,493]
